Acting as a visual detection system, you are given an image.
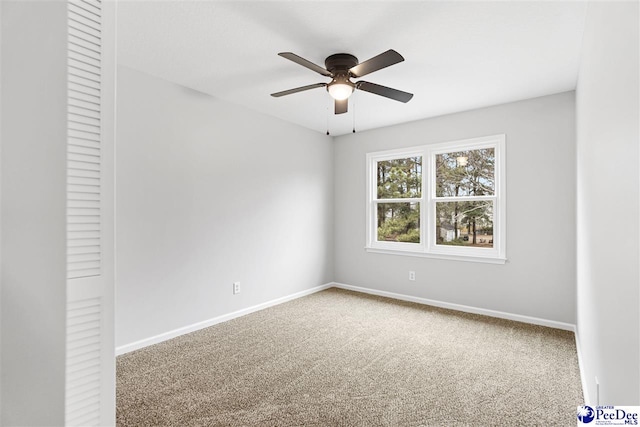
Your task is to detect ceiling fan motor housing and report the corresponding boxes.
[324,53,359,74]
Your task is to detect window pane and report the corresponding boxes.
[377,157,422,199]
[377,202,420,243]
[435,201,493,247]
[435,148,494,197]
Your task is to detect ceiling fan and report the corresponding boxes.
[271,50,413,114]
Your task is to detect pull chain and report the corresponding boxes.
[352,94,356,133]
[326,100,330,136]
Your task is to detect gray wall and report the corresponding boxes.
[576,1,639,405]
[115,67,334,348]
[1,2,67,425]
[334,92,576,324]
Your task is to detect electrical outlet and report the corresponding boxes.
[233,282,240,295]
[409,271,416,281]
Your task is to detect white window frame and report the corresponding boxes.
[366,134,506,264]
[366,147,426,253]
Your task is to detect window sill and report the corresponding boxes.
[365,247,507,265]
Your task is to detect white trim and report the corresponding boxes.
[365,247,507,264]
[427,135,506,260]
[332,282,575,331]
[366,134,506,262]
[116,283,332,355]
[366,150,426,253]
[366,146,425,162]
[376,197,422,203]
[427,134,507,153]
[574,328,590,404]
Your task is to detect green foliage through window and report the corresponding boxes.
[377,202,420,243]
[436,149,494,197]
[434,148,495,247]
[375,156,422,243]
[367,135,504,259]
[377,157,422,199]
[435,201,493,247]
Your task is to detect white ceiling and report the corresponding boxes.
[117,1,588,136]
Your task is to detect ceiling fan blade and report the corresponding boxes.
[335,99,348,114]
[271,83,326,97]
[356,81,413,103]
[278,52,332,77]
[349,49,404,78]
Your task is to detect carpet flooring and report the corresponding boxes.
[117,288,583,426]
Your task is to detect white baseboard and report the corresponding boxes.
[332,282,576,331]
[574,329,590,404]
[116,283,333,355]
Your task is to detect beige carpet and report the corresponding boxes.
[117,288,583,426]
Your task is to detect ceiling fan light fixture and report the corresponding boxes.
[328,83,354,100]
[327,74,355,100]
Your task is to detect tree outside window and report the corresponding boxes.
[366,134,505,263]
[435,148,495,247]
[376,157,422,243]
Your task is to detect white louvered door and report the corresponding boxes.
[65,1,115,425]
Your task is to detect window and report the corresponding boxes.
[366,135,505,263]
[374,153,423,249]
